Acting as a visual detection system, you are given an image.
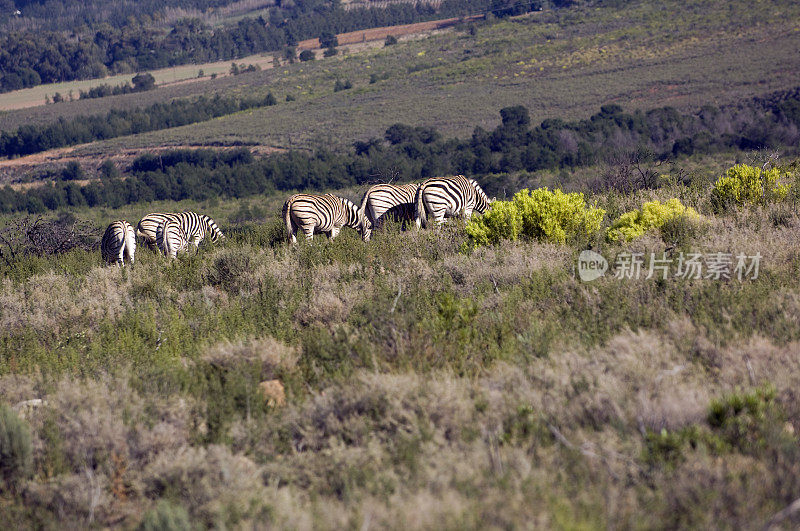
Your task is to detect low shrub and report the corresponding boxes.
[0,404,33,491]
[710,164,789,211]
[466,188,605,246]
[606,198,700,243]
[138,500,192,531]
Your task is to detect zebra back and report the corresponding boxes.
[101,220,135,266]
[415,175,477,227]
[360,183,419,223]
[138,213,178,250]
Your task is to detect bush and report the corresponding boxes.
[138,500,192,531]
[299,50,315,62]
[710,164,789,211]
[0,404,33,491]
[606,198,700,243]
[466,188,605,246]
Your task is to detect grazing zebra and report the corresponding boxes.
[414,175,493,228]
[283,193,367,243]
[156,218,189,259]
[137,213,177,251]
[101,220,136,267]
[138,212,223,252]
[359,182,419,241]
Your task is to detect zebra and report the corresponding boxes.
[137,213,177,251]
[414,175,493,228]
[283,193,367,243]
[359,182,419,241]
[101,220,136,267]
[156,218,189,259]
[137,212,223,252]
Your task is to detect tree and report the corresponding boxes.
[319,31,338,49]
[132,72,155,91]
[299,50,315,62]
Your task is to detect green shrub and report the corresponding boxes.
[706,385,789,454]
[466,188,605,246]
[606,198,700,243]
[710,164,789,211]
[0,404,33,491]
[137,500,192,531]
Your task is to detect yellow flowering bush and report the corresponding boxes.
[466,188,605,246]
[606,198,700,243]
[711,164,789,210]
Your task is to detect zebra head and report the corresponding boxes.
[470,179,493,214]
[204,216,224,243]
[342,197,369,241]
[360,208,373,242]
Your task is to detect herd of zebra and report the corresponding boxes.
[101,175,492,266]
[100,211,224,266]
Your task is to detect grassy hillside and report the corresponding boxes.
[2,0,799,157]
[1,153,800,527]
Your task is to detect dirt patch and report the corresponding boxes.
[297,15,483,50]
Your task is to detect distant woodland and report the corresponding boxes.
[0,0,562,92]
[2,87,798,214]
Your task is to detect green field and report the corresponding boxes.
[2,0,800,528]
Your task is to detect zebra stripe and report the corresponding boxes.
[414,175,492,228]
[138,212,223,252]
[283,193,366,243]
[137,213,177,251]
[101,220,136,266]
[359,182,419,241]
[156,218,189,259]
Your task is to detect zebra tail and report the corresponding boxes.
[283,197,294,243]
[359,186,372,224]
[415,184,427,229]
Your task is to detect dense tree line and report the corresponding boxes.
[0,92,277,157]
[1,0,246,30]
[2,88,797,215]
[77,73,156,100]
[0,0,546,92]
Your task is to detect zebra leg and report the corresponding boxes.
[433,207,448,225]
[125,231,136,266]
[329,227,340,240]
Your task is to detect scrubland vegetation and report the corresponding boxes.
[1,153,799,528]
[1,0,800,527]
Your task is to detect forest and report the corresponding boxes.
[2,88,799,215]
